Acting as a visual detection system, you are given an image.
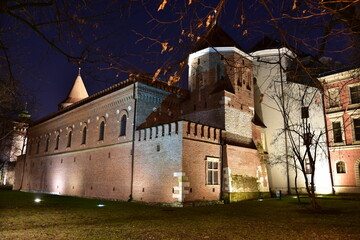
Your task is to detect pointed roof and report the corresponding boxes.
[193,25,245,52]
[59,68,89,110]
[249,36,284,53]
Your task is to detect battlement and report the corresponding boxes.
[183,121,222,143]
[136,121,222,143]
[137,122,180,141]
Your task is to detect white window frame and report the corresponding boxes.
[206,156,220,185]
[326,87,341,109]
[351,114,360,144]
[348,82,360,107]
[329,114,345,146]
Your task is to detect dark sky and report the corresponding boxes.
[4,1,354,120]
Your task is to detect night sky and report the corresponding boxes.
[3,1,354,120]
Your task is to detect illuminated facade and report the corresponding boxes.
[0,121,28,186]
[320,68,360,193]
[251,43,333,195]
[14,26,270,204]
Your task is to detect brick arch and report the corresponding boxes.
[97,116,106,124]
[355,159,360,186]
[80,123,88,145]
[118,109,129,117]
[119,110,128,137]
[98,117,106,141]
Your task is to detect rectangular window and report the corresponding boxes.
[327,88,340,108]
[207,157,219,185]
[332,122,343,143]
[354,118,360,141]
[350,85,360,104]
[305,158,313,174]
[301,107,309,119]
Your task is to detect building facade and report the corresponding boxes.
[320,67,360,193]
[14,26,270,204]
[251,41,333,195]
[1,119,29,186]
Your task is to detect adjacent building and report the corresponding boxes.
[250,37,333,194]
[320,67,360,193]
[0,111,29,186]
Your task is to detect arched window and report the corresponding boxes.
[99,121,105,141]
[336,161,346,173]
[45,137,49,152]
[28,141,32,155]
[120,115,127,136]
[82,126,87,145]
[67,130,72,148]
[55,134,60,150]
[36,139,40,154]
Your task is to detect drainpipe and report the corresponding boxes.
[220,132,225,203]
[129,81,137,201]
[321,88,335,195]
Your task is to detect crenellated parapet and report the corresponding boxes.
[137,122,180,141]
[183,121,222,143]
[136,120,222,144]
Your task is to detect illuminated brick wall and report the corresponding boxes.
[321,68,360,193]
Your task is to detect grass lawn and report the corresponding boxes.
[1,189,360,240]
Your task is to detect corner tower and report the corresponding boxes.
[183,25,255,146]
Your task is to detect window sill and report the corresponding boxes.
[348,103,360,110]
[331,142,345,147]
[326,106,342,113]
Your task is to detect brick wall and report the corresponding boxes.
[182,121,222,202]
[134,122,183,203]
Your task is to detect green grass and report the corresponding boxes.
[1,190,360,240]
